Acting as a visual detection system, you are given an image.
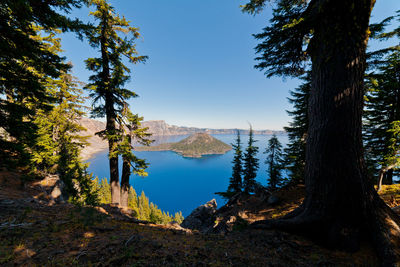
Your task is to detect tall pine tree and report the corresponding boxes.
[283,73,310,185]
[85,0,148,205]
[243,0,400,262]
[228,131,243,193]
[265,134,284,190]
[243,126,259,194]
[0,0,88,166]
[119,107,153,208]
[364,12,400,191]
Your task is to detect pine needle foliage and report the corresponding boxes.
[85,0,149,205]
[283,73,310,185]
[243,126,259,194]
[0,0,88,165]
[228,131,243,193]
[364,13,400,189]
[265,134,285,190]
[94,178,184,224]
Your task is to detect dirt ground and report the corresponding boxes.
[1,171,397,266]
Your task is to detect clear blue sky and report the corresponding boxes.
[61,0,400,130]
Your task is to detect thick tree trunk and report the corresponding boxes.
[101,16,120,206]
[254,0,400,264]
[106,103,120,206]
[120,135,132,208]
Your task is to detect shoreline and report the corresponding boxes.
[80,143,108,161]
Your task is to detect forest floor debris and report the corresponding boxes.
[1,171,398,266]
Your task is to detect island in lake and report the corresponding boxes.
[135,133,232,158]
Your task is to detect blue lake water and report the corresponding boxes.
[87,134,288,216]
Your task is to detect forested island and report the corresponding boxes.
[1,0,400,266]
[135,133,232,157]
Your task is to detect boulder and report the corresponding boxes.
[46,175,67,205]
[181,199,217,232]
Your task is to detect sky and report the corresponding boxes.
[61,0,400,130]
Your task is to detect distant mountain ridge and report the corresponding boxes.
[135,133,232,158]
[141,120,284,136]
[78,118,284,159]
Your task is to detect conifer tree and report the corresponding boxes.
[243,0,400,262]
[228,131,243,193]
[138,191,151,220]
[92,178,182,224]
[173,212,184,224]
[24,28,97,204]
[0,0,88,165]
[242,126,259,193]
[283,73,310,185]
[96,177,111,204]
[364,13,400,191]
[128,186,139,216]
[119,108,153,208]
[85,0,147,205]
[265,134,284,190]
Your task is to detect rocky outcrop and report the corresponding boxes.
[136,133,232,158]
[180,199,217,232]
[78,117,285,159]
[78,118,108,160]
[142,120,285,136]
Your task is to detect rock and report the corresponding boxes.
[167,221,185,231]
[181,199,217,232]
[267,195,280,205]
[211,215,237,234]
[49,178,67,204]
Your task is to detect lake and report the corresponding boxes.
[87,134,288,216]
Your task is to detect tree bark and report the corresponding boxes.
[101,14,120,206]
[253,0,400,264]
[120,135,132,208]
[377,164,396,192]
[106,97,120,206]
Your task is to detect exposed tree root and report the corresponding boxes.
[367,195,400,266]
[251,194,400,266]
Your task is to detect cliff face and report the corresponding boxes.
[78,118,284,159]
[78,118,108,160]
[141,120,284,136]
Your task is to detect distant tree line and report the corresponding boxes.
[223,9,400,201]
[220,127,285,197]
[93,177,184,224]
[242,0,400,263]
[0,0,153,210]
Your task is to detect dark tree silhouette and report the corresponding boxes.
[364,13,400,191]
[85,0,147,205]
[243,126,259,193]
[0,0,87,165]
[228,131,244,193]
[243,0,400,263]
[283,73,310,185]
[265,134,284,190]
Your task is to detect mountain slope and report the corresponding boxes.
[136,133,232,157]
[78,118,283,159]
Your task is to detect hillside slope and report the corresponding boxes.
[136,133,232,157]
[0,171,390,266]
[78,118,283,159]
